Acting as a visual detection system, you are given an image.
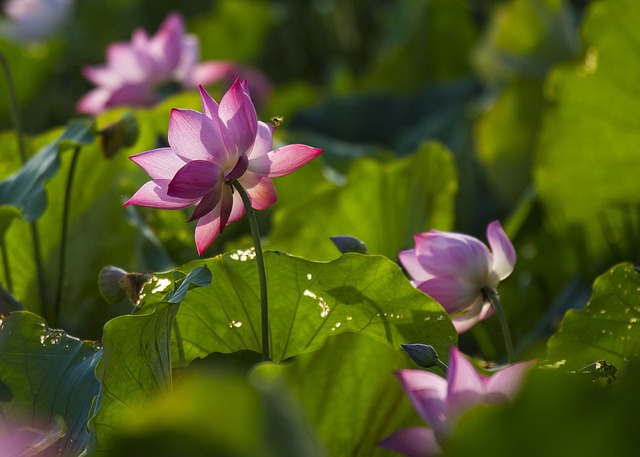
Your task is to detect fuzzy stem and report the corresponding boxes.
[1,50,48,318]
[484,288,515,364]
[232,180,270,362]
[434,358,449,374]
[53,147,81,325]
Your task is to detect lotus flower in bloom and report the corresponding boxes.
[124,79,322,255]
[380,346,534,457]
[77,12,270,114]
[398,221,516,333]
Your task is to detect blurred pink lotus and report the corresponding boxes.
[380,346,534,456]
[77,12,270,115]
[0,0,71,43]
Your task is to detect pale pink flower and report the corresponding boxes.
[124,79,322,255]
[399,221,516,333]
[380,346,534,457]
[77,12,270,114]
[0,0,71,43]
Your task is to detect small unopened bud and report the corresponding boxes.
[99,266,149,305]
[401,343,442,369]
[330,235,368,254]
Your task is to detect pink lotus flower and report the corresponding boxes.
[124,79,322,255]
[380,346,534,457]
[398,221,516,333]
[77,12,270,114]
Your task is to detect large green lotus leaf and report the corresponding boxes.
[253,332,429,457]
[474,78,545,208]
[87,265,210,455]
[137,251,456,366]
[0,311,101,457]
[266,142,457,261]
[97,369,326,457]
[546,263,640,371]
[534,0,640,263]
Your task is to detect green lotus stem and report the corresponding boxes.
[232,180,270,362]
[484,288,515,364]
[53,147,81,325]
[0,51,26,164]
[434,358,449,374]
[1,50,48,318]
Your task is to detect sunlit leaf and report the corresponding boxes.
[534,0,640,264]
[546,263,640,371]
[88,268,210,455]
[137,251,456,366]
[0,311,101,457]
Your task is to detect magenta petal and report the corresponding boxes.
[107,82,156,108]
[167,160,222,199]
[194,204,223,255]
[150,12,183,75]
[486,360,535,402]
[106,43,154,82]
[218,78,257,156]
[487,220,516,280]
[193,188,244,255]
[418,277,481,315]
[168,108,227,164]
[76,88,112,115]
[188,185,223,222]
[396,370,448,428]
[379,427,442,457]
[450,297,492,334]
[189,61,235,87]
[218,186,234,231]
[246,121,274,160]
[249,144,323,178]
[82,65,118,86]
[199,85,220,120]
[130,148,185,180]
[124,180,198,209]
[414,232,492,284]
[225,154,249,181]
[237,172,277,210]
[399,249,434,283]
[446,347,487,420]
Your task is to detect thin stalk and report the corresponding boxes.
[53,147,81,325]
[484,288,515,364]
[232,180,270,362]
[0,51,26,163]
[434,358,449,374]
[1,50,48,317]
